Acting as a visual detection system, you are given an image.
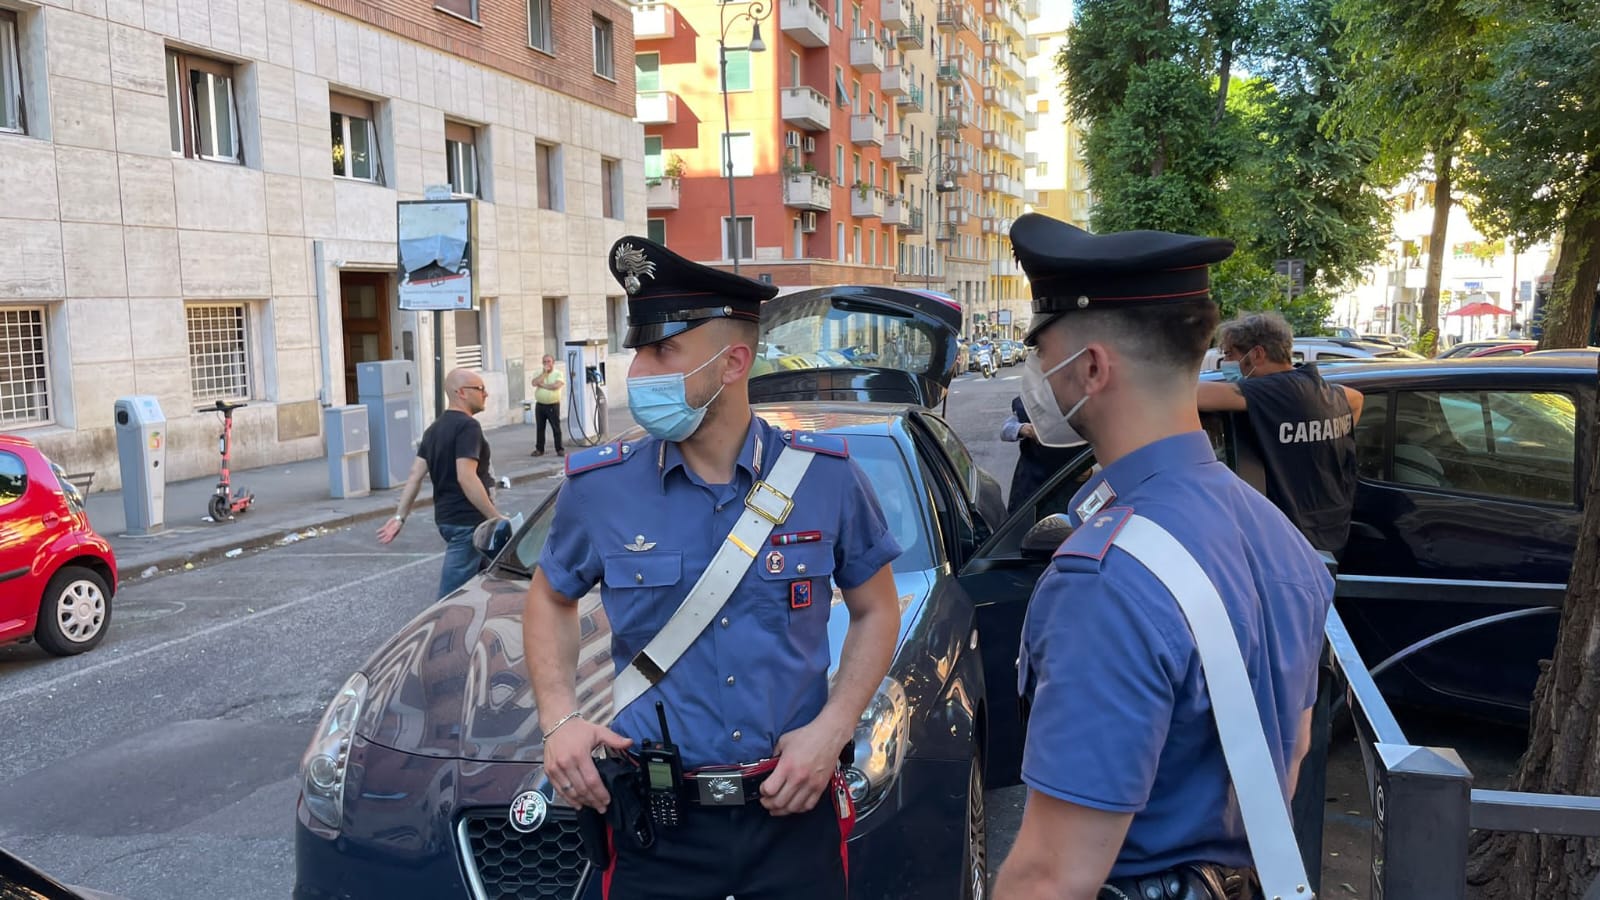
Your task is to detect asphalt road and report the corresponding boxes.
[0,366,1525,899]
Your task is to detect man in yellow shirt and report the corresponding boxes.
[531,354,565,457]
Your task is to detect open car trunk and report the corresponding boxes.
[749,285,964,408]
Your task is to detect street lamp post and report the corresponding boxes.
[719,0,771,275]
[922,150,957,294]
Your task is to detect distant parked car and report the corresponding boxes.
[1362,333,1409,346]
[1436,340,1538,359]
[0,435,117,655]
[997,340,1025,366]
[1294,338,1424,363]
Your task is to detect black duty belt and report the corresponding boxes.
[679,759,778,807]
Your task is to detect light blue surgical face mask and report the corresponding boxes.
[1218,361,1243,382]
[627,345,730,442]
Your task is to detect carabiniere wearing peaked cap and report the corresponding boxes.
[609,236,780,349]
[1009,213,1236,345]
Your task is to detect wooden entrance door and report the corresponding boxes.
[340,272,391,402]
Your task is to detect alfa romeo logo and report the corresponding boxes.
[508,790,549,833]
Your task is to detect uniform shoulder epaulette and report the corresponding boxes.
[1053,506,1135,566]
[565,441,634,476]
[782,430,849,458]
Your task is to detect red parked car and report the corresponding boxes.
[0,434,117,655]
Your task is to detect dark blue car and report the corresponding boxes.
[294,286,1041,900]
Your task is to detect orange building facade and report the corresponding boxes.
[635,0,1038,335]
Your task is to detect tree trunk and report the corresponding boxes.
[1215,43,1233,125]
[1466,349,1600,899]
[1533,167,1600,350]
[1421,146,1456,344]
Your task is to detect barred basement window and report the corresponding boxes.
[0,307,50,427]
[186,304,250,403]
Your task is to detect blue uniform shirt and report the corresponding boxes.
[539,415,902,769]
[1017,431,1332,877]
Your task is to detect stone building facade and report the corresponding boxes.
[0,0,643,488]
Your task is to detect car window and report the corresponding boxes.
[757,297,936,373]
[1388,390,1575,504]
[1353,392,1388,480]
[0,451,26,506]
[507,434,933,576]
[917,414,980,504]
[47,460,85,515]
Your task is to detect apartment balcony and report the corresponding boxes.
[936,222,959,242]
[781,86,832,131]
[1022,0,1040,18]
[981,215,1015,234]
[946,208,972,226]
[781,0,830,48]
[850,114,886,146]
[882,0,910,29]
[1025,188,1039,205]
[936,116,962,137]
[897,20,925,48]
[881,65,910,97]
[1024,151,1038,168]
[646,176,680,210]
[985,41,1025,79]
[783,172,833,211]
[984,129,1022,159]
[851,186,886,218]
[1025,110,1037,129]
[849,36,886,73]
[937,1,968,32]
[936,60,965,85]
[1025,34,1039,55]
[899,148,925,173]
[906,207,926,231]
[883,132,911,163]
[992,255,1022,277]
[633,2,676,40]
[983,0,1024,39]
[1026,75,1040,93]
[896,85,925,113]
[883,194,910,227]
[984,85,1024,120]
[635,91,679,125]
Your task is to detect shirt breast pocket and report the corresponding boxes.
[753,541,835,639]
[603,550,683,651]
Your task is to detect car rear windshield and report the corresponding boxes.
[507,434,932,577]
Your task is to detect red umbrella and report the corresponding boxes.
[1447,300,1515,317]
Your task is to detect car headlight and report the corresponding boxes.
[301,672,369,829]
[844,677,908,817]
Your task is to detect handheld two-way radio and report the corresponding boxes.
[639,702,682,827]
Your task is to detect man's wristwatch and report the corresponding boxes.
[392,514,406,524]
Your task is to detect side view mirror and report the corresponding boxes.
[472,517,514,559]
[1020,513,1074,559]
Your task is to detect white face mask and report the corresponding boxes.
[1019,347,1089,448]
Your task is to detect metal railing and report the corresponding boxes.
[1319,602,1600,898]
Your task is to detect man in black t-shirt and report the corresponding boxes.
[377,368,505,598]
[1197,312,1365,558]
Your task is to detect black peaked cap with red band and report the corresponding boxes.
[608,236,780,349]
[1010,214,1236,345]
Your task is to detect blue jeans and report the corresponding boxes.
[437,522,485,599]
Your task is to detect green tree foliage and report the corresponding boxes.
[1058,0,1387,335]
[1458,0,1600,350]
[1324,0,1489,344]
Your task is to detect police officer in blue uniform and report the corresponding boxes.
[523,237,904,900]
[992,215,1335,900]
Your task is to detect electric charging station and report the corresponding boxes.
[563,339,610,447]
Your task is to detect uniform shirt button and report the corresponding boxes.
[635,573,644,584]
[720,617,730,628]
[797,563,808,574]
[732,730,742,741]
[726,675,736,686]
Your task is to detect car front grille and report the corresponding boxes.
[457,809,592,900]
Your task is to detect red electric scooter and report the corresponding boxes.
[208,399,255,522]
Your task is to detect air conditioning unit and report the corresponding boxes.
[801,211,819,232]
[785,132,801,148]
[803,136,817,153]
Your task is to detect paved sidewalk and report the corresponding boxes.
[87,408,635,581]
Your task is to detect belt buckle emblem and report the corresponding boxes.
[696,774,746,806]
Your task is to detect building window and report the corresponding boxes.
[186,303,251,403]
[721,132,754,178]
[0,11,24,134]
[167,50,241,163]
[644,136,664,180]
[330,93,383,183]
[606,295,626,353]
[834,145,844,185]
[723,49,752,91]
[593,15,615,79]
[636,53,661,92]
[602,157,623,219]
[853,226,862,263]
[723,216,754,260]
[528,0,553,52]
[647,217,666,245]
[836,222,846,262]
[536,142,562,210]
[434,0,477,20]
[445,121,479,197]
[454,307,483,369]
[1036,160,1048,176]
[0,307,49,427]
